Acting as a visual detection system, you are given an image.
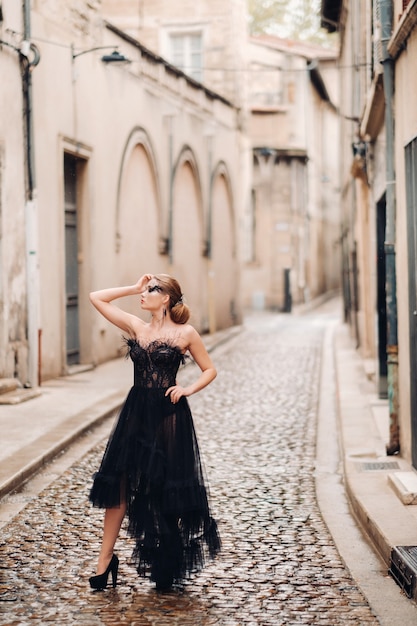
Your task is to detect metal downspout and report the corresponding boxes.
[22,1,35,198]
[379,0,399,455]
[22,0,41,387]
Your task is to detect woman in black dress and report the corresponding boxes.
[88,273,221,591]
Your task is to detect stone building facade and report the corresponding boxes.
[0,2,31,385]
[0,0,241,385]
[101,0,249,107]
[0,0,341,390]
[322,0,417,467]
[243,36,340,311]
[101,1,341,312]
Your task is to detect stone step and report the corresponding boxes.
[388,471,417,505]
[0,378,20,395]
[0,387,41,405]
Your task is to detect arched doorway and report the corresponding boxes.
[171,150,205,331]
[116,130,162,317]
[210,167,237,329]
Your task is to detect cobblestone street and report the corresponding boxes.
[0,312,381,625]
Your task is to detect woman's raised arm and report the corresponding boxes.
[90,274,152,334]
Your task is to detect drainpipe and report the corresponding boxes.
[205,126,216,334]
[379,0,399,455]
[22,0,41,387]
[22,1,35,197]
[168,115,174,265]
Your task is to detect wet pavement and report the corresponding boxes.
[0,312,380,624]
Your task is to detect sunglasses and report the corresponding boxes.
[147,284,164,293]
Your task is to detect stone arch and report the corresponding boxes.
[115,127,162,254]
[172,145,204,245]
[211,160,235,254]
[170,145,206,330]
[209,161,239,329]
[115,127,163,293]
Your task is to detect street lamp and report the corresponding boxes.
[71,45,130,64]
[101,50,131,64]
[71,45,131,84]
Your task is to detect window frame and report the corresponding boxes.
[161,24,205,83]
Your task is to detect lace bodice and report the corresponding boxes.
[125,338,186,388]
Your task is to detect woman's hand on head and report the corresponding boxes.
[134,274,153,293]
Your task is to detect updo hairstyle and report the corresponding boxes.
[154,274,190,324]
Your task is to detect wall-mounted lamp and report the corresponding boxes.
[101,50,131,64]
[72,45,130,64]
[202,239,211,258]
[255,147,277,159]
[158,237,170,256]
[351,140,367,159]
[351,140,369,183]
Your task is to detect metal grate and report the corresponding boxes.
[362,461,400,471]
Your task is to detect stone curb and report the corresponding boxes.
[0,392,125,500]
[333,323,417,577]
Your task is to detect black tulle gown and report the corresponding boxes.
[89,338,221,588]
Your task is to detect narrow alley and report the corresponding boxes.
[0,306,412,625]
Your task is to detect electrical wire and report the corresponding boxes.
[2,28,371,72]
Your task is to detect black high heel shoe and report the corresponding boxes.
[89,554,119,591]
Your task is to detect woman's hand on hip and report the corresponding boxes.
[166,385,188,403]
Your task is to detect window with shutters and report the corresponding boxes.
[166,31,203,83]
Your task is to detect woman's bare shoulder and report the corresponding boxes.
[180,323,203,345]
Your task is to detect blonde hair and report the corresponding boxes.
[153,274,190,324]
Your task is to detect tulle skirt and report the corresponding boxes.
[89,385,221,586]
